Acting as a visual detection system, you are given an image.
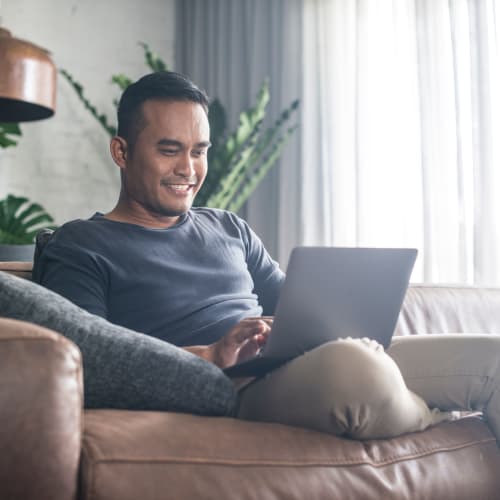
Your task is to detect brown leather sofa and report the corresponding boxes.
[1,261,500,500]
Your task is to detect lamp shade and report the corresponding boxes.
[0,27,56,122]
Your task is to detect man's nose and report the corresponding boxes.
[174,153,196,178]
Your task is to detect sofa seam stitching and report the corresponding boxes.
[82,436,495,469]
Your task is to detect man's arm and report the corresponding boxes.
[237,217,285,315]
[34,241,108,319]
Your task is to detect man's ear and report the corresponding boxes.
[110,136,129,168]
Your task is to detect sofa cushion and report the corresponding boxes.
[80,410,500,500]
[0,270,237,416]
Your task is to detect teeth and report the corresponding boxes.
[168,184,191,191]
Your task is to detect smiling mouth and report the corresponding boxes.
[162,183,196,195]
[167,184,193,191]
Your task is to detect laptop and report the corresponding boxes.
[223,246,417,378]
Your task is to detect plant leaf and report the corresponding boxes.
[204,93,299,210]
[60,69,117,137]
[0,122,22,148]
[0,195,55,244]
[139,42,168,72]
[111,74,133,92]
[228,124,299,212]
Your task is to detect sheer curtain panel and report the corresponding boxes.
[302,0,500,284]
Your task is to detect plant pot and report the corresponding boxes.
[0,243,35,262]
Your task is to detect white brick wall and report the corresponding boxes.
[0,0,176,224]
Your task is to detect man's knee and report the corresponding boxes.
[306,339,408,435]
[312,339,446,439]
[239,338,439,438]
[238,338,409,436]
[311,338,403,396]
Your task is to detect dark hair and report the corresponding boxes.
[116,71,209,146]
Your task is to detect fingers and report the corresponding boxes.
[238,335,263,362]
[244,316,274,327]
[211,317,273,368]
[253,332,268,348]
[229,317,272,344]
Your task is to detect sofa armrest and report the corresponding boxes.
[0,261,33,280]
[0,318,83,500]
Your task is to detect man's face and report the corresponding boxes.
[121,99,210,220]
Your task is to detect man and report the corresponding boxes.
[34,71,500,442]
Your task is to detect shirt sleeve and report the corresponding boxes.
[236,217,286,315]
[34,239,109,319]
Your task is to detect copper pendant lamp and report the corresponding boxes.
[0,27,56,122]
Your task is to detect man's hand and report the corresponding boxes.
[184,317,273,369]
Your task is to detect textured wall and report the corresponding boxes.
[0,0,175,224]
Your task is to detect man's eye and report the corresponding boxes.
[192,150,207,157]
[160,149,178,155]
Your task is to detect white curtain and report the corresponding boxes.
[302,0,500,284]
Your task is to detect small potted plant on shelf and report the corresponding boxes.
[0,124,55,261]
[0,194,54,261]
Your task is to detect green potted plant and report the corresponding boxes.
[61,43,299,212]
[0,125,55,261]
